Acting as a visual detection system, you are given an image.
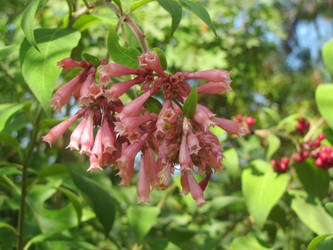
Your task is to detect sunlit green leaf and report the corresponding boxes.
[316,84,333,128]
[0,45,17,60]
[266,133,280,160]
[130,0,154,12]
[242,160,289,228]
[127,205,160,242]
[223,148,240,178]
[153,47,168,70]
[231,235,271,250]
[73,14,100,31]
[322,39,333,75]
[82,53,100,66]
[289,190,333,235]
[20,28,81,111]
[325,203,333,217]
[21,0,41,51]
[308,234,333,250]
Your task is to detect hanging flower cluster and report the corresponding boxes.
[43,52,246,205]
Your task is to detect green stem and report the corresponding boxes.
[16,106,43,250]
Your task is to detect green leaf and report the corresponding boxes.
[21,0,41,51]
[130,0,154,12]
[82,53,100,66]
[0,167,22,176]
[144,97,163,114]
[127,206,160,242]
[199,196,244,214]
[308,234,333,250]
[230,235,271,250]
[179,0,217,37]
[66,163,116,236]
[316,84,333,128]
[59,187,82,225]
[182,85,197,117]
[223,148,240,178]
[0,45,17,60]
[322,39,333,75]
[325,203,333,217]
[289,190,333,235]
[107,27,141,68]
[0,222,17,236]
[72,14,100,31]
[294,159,329,199]
[156,0,182,37]
[242,160,289,228]
[20,28,81,111]
[266,133,281,160]
[0,102,29,132]
[153,47,168,70]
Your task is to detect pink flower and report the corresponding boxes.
[50,69,87,110]
[116,133,148,185]
[197,81,232,94]
[87,127,104,172]
[115,114,153,137]
[105,77,144,101]
[88,154,103,172]
[116,88,154,120]
[101,117,116,153]
[43,111,84,146]
[138,51,168,77]
[79,68,96,102]
[180,170,190,195]
[58,58,90,69]
[155,100,179,139]
[184,69,231,83]
[67,117,87,151]
[192,104,215,132]
[187,130,201,155]
[80,110,95,155]
[137,155,151,203]
[214,117,246,136]
[187,172,205,206]
[99,63,145,85]
[143,147,159,189]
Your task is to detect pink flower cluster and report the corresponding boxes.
[43,52,246,205]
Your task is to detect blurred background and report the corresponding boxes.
[1,0,333,249]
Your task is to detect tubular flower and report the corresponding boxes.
[43,52,246,206]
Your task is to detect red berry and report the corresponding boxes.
[245,117,255,126]
[235,114,243,122]
[298,118,305,124]
[280,163,288,172]
[271,159,277,166]
[302,151,309,158]
[282,157,289,166]
[315,158,323,167]
[318,133,326,141]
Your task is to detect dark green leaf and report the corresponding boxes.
[66,163,116,236]
[183,85,197,117]
[179,0,217,37]
[82,53,100,66]
[0,222,17,236]
[37,164,67,179]
[167,227,198,245]
[289,190,333,235]
[153,47,168,70]
[0,45,17,60]
[322,39,333,76]
[130,0,154,12]
[325,203,333,217]
[107,27,141,68]
[242,160,289,228]
[0,102,29,132]
[308,234,333,250]
[157,0,182,37]
[73,14,100,31]
[59,187,82,225]
[127,205,160,242]
[316,84,333,128]
[294,159,329,199]
[0,167,21,176]
[20,28,81,111]
[144,97,163,114]
[21,0,41,51]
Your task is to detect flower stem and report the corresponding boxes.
[16,106,43,250]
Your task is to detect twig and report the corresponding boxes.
[16,106,43,250]
[157,183,177,209]
[304,117,325,142]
